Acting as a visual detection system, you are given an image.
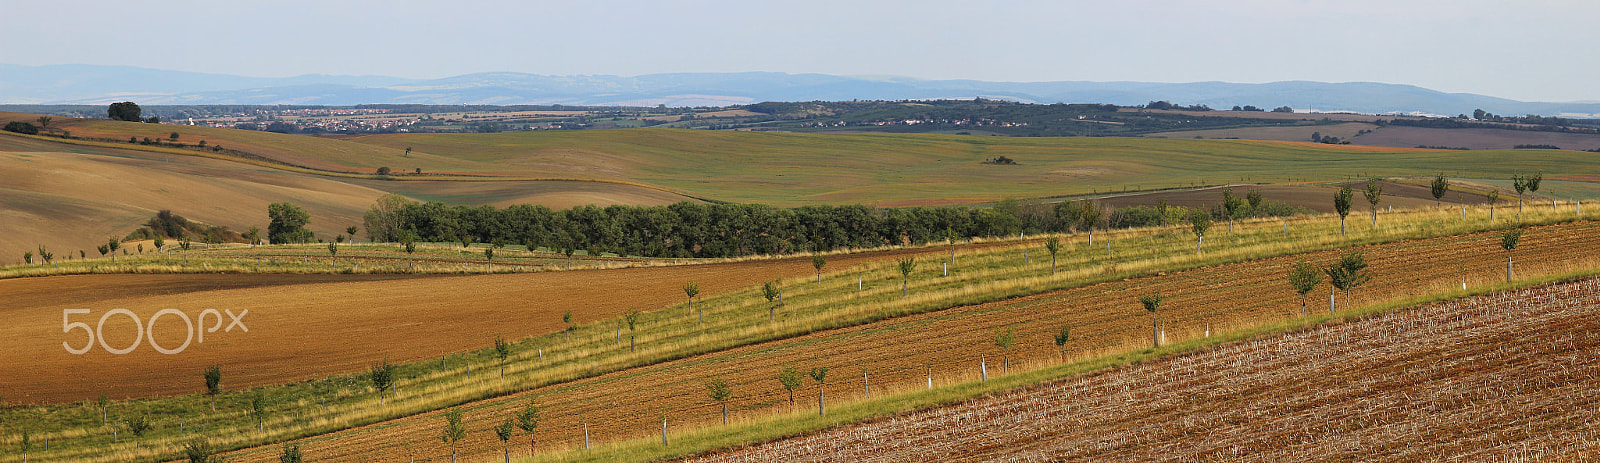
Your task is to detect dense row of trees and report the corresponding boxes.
[358,193,1306,259]
[364,195,1051,258]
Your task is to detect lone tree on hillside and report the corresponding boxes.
[494,418,515,463]
[1502,229,1523,283]
[1513,173,1529,213]
[267,202,312,244]
[494,335,511,378]
[1222,188,1242,233]
[1140,292,1164,348]
[683,281,700,323]
[808,367,829,416]
[35,116,52,133]
[514,400,540,457]
[897,257,916,297]
[1289,260,1322,317]
[778,365,803,405]
[1431,173,1450,206]
[127,414,153,449]
[707,378,732,425]
[1045,236,1062,273]
[204,364,223,410]
[1364,178,1384,226]
[812,254,826,283]
[1324,251,1371,313]
[762,280,780,320]
[625,309,642,351]
[108,102,143,122]
[563,310,574,342]
[994,327,1017,374]
[1189,209,1211,252]
[1334,185,1354,236]
[440,409,467,463]
[1486,189,1501,220]
[370,359,396,406]
[1054,325,1071,362]
[1078,201,1105,245]
[248,393,268,431]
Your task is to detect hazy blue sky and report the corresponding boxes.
[4,0,1596,101]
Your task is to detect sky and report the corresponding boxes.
[4,0,1597,102]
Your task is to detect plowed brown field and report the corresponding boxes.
[0,245,967,403]
[219,220,1600,462]
[689,279,1600,462]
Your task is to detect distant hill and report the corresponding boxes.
[5,63,1600,117]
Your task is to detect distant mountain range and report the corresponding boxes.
[5,64,1599,117]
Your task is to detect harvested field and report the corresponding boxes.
[0,244,965,403]
[215,220,1600,462]
[0,136,385,264]
[1145,122,1376,142]
[1353,126,1600,151]
[689,279,1600,462]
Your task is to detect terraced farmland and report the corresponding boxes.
[206,218,1600,462]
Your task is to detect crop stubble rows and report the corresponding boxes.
[691,279,1600,462]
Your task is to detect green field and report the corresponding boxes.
[10,111,1598,208]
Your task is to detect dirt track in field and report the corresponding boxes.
[219,220,1600,462]
[0,244,970,403]
[688,279,1600,462]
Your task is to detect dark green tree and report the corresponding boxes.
[808,367,829,416]
[994,327,1016,374]
[1502,229,1523,283]
[440,409,467,463]
[494,335,511,378]
[1140,292,1164,348]
[1334,185,1354,236]
[494,418,515,463]
[812,254,826,283]
[1189,209,1212,251]
[1289,260,1321,317]
[1044,236,1062,273]
[514,400,540,457]
[370,359,396,406]
[1364,178,1384,226]
[279,443,302,463]
[267,202,312,244]
[684,281,700,323]
[204,364,222,411]
[1324,251,1371,312]
[625,309,641,351]
[897,257,915,297]
[778,365,803,405]
[707,378,732,425]
[108,102,143,122]
[1430,173,1450,206]
[1053,325,1071,362]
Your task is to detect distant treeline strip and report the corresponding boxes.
[361,194,1306,259]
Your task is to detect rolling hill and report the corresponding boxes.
[8,64,1600,117]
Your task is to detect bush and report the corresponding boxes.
[3,121,38,135]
